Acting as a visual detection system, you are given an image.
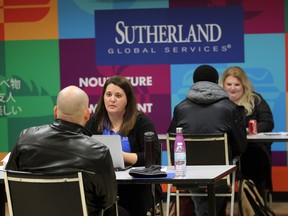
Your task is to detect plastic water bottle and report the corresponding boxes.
[174,127,186,178]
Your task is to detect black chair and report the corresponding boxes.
[4,170,119,216]
[165,132,237,216]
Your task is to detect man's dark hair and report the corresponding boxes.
[193,65,219,84]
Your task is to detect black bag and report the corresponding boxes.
[128,165,167,178]
[169,193,195,216]
[238,179,275,216]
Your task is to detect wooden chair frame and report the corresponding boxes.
[166,132,237,216]
[4,170,118,216]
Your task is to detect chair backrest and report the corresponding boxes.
[4,170,88,216]
[166,133,230,184]
[166,132,229,166]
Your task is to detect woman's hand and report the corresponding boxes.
[123,152,138,165]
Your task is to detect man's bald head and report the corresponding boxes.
[54,86,90,125]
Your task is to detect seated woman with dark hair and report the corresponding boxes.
[85,75,161,216]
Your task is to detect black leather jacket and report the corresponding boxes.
[6,119,117,216]
[168,81,248,159]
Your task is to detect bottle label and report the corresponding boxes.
[175,152,186,161]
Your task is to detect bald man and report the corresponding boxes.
[6,86,125,216]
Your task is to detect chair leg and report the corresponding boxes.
[166,184,172,216]
[269,192,273,207]
[159,200,164,216]
[265,190,273,207]
[176,189,180,216]
[230,195,235,216]
[229,172,236,216]
[115,201,119,216]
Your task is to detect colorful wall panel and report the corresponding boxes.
[1,0,288,192]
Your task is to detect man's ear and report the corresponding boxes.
[84,108,90,122]
[53,106,58,118]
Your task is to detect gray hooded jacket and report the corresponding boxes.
[186,81,228,104]
[168,81,247,158]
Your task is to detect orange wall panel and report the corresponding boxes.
[272,166,288,192]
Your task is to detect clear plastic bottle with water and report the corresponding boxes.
[174,127,186,178]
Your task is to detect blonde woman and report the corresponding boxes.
[220,66,274,200]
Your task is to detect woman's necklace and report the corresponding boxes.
[111,121,122,133]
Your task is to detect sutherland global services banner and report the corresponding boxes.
[94,7,244,65]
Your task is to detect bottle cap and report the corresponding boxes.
[176,127,183,133]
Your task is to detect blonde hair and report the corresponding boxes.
[220,66,260,116]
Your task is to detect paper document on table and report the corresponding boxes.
[1,152,11,169]
[161,166,167,172]
[262,132,288,136]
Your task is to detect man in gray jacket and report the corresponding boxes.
[168,65,247,216]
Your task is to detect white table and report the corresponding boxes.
[116,165,236,216]
[159,132,288,143]
[0,166,3,181]
[0,166,4,216]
